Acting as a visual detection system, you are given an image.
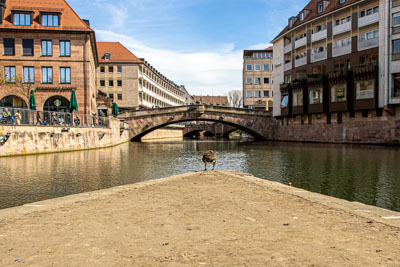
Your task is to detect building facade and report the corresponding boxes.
[0,0,98,115]
[96,42,186,111]
[243,48,274,110]
[272,0,400,126]
[192,95,228,106]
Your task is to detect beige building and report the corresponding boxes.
[0,0,98,115]
[242,47,274,110]
[192,95,228,106]
[96,42,186,111]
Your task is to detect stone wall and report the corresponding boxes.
[0,118,129,157]
[141,126,183,141]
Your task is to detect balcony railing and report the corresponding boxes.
[333,22,351,35]
[284,62,292,71]
[358,13,379,28]
[311,29,327,43]
[332,45,352,57]
[284,44,292,54]
[358,37,379,51]
[311,50,327,62]
[295,37,307,49]
[295,57,307,67]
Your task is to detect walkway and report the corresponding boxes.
[0,171,399,266]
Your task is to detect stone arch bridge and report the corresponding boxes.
[183,123,238,138]
[119,105,273,141]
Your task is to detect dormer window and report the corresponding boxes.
[300,13,305,21]
[317,2,324,13]
[41,13,60,27]
[12,12,32,26]
[104,53,110,60]
[288,16,297,28]
[339,0,346,4]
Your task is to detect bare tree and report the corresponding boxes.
[227,90,243,108]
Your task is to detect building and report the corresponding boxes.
[272,0,400,125]
[0,0,98,114]
[192,95,228,106]
[180,85,194,105]
[96,42,186,111]
[243,47,274,110]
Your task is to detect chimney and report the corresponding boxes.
[0,0,6,24]
[83,19,90,26]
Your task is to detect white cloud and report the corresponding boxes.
[95,29,244,95]
[248,43,272,50]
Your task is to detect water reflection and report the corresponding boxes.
[0,140,399,211]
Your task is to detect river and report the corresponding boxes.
[1,140,399,211]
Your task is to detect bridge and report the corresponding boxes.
[119,105,273,141]
[183,123,238,139]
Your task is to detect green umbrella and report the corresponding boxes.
[112,103,119,117]
[29,90,37,110]
[68,89,78,112]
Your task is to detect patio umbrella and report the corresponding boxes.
[112,103,119,117]
[68,89,78,112]
[29,90,37,110]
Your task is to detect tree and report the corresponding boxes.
[227,90,243,108]
[0,64,33,101]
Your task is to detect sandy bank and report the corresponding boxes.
[0,171,399,266]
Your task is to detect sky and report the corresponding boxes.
[68,0,310,96]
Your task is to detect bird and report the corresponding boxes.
[202,150,217,170]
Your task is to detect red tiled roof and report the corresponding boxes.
[272,0,361,42]
[96,42,143,63]
[0,0,93,31]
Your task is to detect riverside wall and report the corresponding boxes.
[141,125,183,141]
[0,118,130,157]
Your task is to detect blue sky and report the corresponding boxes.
[68,0,309,95]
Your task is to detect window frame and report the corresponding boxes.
[117,80,122,87]
[245,77,252,84]
[100,80,105,87]
[394,13,400,27]
[3,38,15,56]
[108,80,114,87]
[117,66,122,73]
[246,64,252,71]
[393,40,400,54]
[108,66,113,73]
[41,40,53,56]
[264,77,270,84]
[246,90,253,98]
[59,40,71,57]
[41,67,53,84]
[13,12,32,26]
[59,67,71,84]
[23,66,34,83]
[4,66,16,83]
[22,39,34,56]
[41,13,60,27]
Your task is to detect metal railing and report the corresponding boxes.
[0,107,110,128]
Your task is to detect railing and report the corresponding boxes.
[295,37,307,49]
[311,29,327,43]
[284,62,292,71]
[311,50,327,62]
[333,22,351,35]
[284,44,292,54]
[358,37,379,50]
[332,45,351,57]
[358,12,379,28]
[0,107,110,128]
[295,57,307,67]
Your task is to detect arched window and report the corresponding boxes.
[43,95,69,112]
[0,95,28,108]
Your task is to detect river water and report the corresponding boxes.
[1,140,400,211]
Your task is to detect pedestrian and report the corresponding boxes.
[36,111,43,125]
[14,110,21,125]
[51,112,58,126]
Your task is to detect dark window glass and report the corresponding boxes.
[23,67,34,83]
[263,91,270,97]
[117,80,122,87]
[4,66,16,82]
[100,66,105,73]
[3,39,15,55]
[117,94,122,100]
[60,67,71,84]
[22,39,34,56]
[109,93,114,99]
[393,40,400,54]
[117,66,122,73]
[60,41,71,56]
[41,40,52,56]
[109,80,114,87]
[100,80,105,87]
[109,66,113,72]
[13,13,32,26]
[41,67,53,84]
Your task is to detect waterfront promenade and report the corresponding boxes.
[0,171,399,266]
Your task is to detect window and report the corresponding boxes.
[293,91,303,106]
[117,66,122,73]
[300,12,305,21]
[255,64,261,71]
[23,67,34,83]
[336,16,351,25]
[3,38,15,55]
[246,91,252,98]
[117,80,122,87]
[60,41,71,56]
[22,39,34,56]
[264,91,270,97]
[356,80,374,99]
[281,95,289,107]
[109,80,114,87]
[317,2,324,13]
[264,77,270,84]
[100,66,105,73]
[309,88,323,104]
[255,77,261,84]
[60,67,71,84]
[284,75,291,84]
[13,13,31,26]
[360,6,378,17]
[100,80,105,87]
[255,91,261,97]
[339,0,346,4]
[109,93,114,99]
[104,53,110,60]
[117,94,122,100]
[4,66,16,83]
[263,64,270,71]
[335,37,351,48]
[360,30,378,41]
[394,73,400,96]
[41,14,59,27]
[41,40,52,56]
[41,67,53,84]
[246,77,252,84]
[331,84,346,102]
[393,40,400,54]
[109,66,113,72]
[394,13,400,27]
[246,64,252,71]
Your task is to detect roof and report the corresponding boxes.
[243,46,273,57]
[0,0,93,32]
[192,96,228,106]
[97,42,143,63]
[272,0,361,42]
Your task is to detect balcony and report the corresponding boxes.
[358,37,379,51]
[284,44,292,54]
[295,37,307,49]
[311,50,327,62]
[295,57,307,67]
[284,62,292,71]
[333,22,351,35]
[332,45,351,57]
[311,29,327,43]
[358,13,379,28]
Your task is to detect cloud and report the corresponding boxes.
[95,29,244,95]
[248,43,272,50]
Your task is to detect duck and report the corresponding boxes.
[202,150,217,170]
